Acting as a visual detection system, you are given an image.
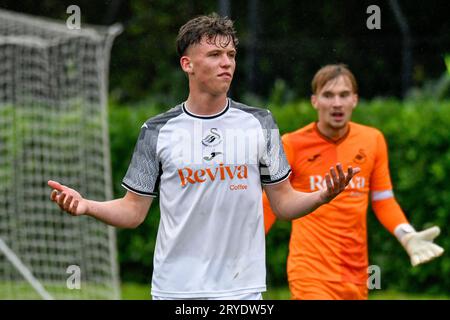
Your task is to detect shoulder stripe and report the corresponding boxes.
[261,169,292,185]
[122,182,157,198]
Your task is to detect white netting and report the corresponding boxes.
[0,9,121,299]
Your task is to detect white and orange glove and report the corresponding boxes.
[395,224,444,267]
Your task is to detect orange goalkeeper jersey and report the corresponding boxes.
[264,122,394,284]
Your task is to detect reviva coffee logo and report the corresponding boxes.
[309,175,366,191]
[178,163,248,187]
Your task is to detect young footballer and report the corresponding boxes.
[48,15,358,300]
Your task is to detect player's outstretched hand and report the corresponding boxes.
[320,163,360,203]
[48,180,88,216]
[401,226,444,267]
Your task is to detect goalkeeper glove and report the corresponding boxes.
[395,224,444,267]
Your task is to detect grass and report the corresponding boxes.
[369,290,449,300]
[120,283,450,300]
[0,281,118,300]
[2,282,447,300]
[120,282,151,300]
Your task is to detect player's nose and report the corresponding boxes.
[220,54,232,68]
[332,96,343,107]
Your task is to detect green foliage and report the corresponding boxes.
[445,54,450,75]
[110,98,450,294]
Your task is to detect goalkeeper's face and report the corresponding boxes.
[183,35,236,96]
[311,75,358,131]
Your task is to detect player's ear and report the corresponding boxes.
[311,94,318,110]
[180,56,193,74]
[352,94,358,109]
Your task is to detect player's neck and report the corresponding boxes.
[185,93,228,116]
[317,121,350,141]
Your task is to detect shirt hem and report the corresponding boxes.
[151,286,267,299]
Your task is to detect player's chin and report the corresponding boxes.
[331,117,351,127]
[330,122,347,130]
[212,84,231,95]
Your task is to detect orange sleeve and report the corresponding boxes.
[263,134,295,234]
[370,131,409,234]
[263,192,276,234]
[372,197,409,234]
[370,131,393,191]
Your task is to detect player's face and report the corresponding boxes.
[184,35,236,96]
[311,75,358,132]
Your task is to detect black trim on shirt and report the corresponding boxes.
[182,99,230,119]
[121,182,157,197]
[261,169,292,185]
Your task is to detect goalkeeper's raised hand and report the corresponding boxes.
[400,226,444,267]
[48,180,88,216]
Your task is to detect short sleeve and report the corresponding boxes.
[259,111,291,184]
[122,124,161,197]
[370,131,393,191]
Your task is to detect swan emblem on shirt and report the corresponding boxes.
[202,128,222,147]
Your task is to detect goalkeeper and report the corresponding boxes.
[263,64,444,300]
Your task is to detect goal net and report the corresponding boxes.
[0,9,121,299]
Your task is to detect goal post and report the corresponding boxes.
[0,9,122,299]
[0,238,53,300]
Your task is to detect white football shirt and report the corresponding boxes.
[122,98,291,298]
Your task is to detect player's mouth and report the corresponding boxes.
[331,111,345,121]
[218,72,232,80]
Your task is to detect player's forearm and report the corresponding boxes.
[371,196,408,235]
[84,198,146,229]
[272,189,324,220]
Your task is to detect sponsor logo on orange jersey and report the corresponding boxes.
[178,163,248,187]
[309,175,366,191]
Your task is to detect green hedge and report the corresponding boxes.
[109,98,450,294]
